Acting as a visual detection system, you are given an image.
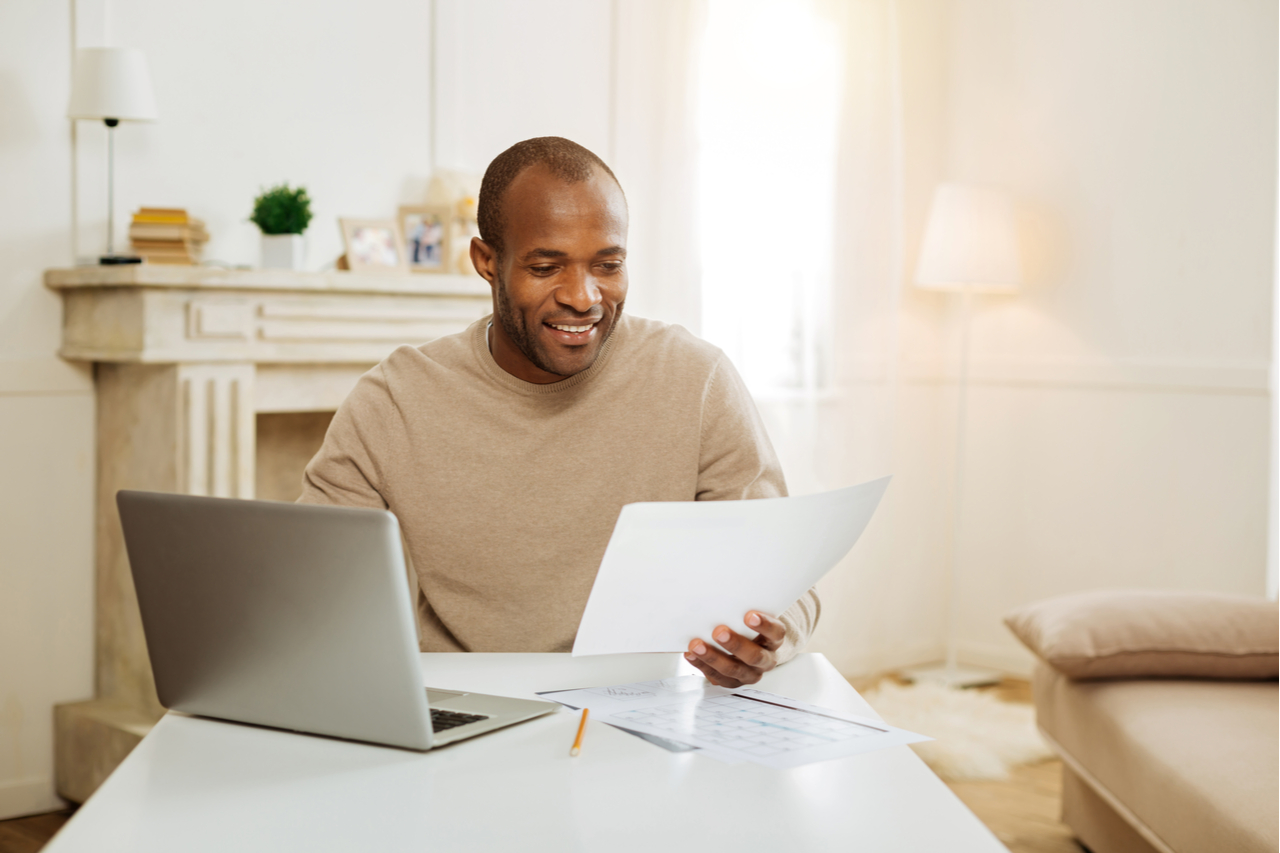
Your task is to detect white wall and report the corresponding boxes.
[932,0,1276,672]
[85,0,435,270]
[0,0,96,820]
[1271,27,1280,602]
[433,0,613,176]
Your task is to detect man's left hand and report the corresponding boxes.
[685,611,786,688]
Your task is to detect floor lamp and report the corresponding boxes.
[902,183,1022,688]
[68,47,159,265]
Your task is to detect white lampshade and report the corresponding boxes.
[67,47,158,121]
[915,183,1020,294]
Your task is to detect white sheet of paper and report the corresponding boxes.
[540,676,929,769]
[572,476,891,656]
[536,678,742,763]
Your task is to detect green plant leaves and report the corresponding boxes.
[250,183,313,235]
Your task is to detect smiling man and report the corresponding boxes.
[299,137,819,687]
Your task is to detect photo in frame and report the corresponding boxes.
[398,205,454,274]
[339,218,409,273]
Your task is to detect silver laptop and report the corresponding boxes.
[116,490,558,750]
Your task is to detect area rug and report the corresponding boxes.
[862,680,1053,781]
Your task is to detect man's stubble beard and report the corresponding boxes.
[493,269,623,379]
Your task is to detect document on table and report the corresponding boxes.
[538,675,929,769]
[572,477,891,656]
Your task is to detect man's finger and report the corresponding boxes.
[685,654,742,688]
[711,625,770,668]
[686,638,759,685]
[744,611,786,650]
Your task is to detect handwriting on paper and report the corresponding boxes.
[640,677,706,693]
[588,686,656,700]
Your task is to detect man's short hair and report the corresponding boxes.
[477,137,624,257]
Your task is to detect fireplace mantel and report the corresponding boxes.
[46,266,492,802]
[46,265,489,364]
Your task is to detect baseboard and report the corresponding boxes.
[0,777,63,821]
[823,638,1034,683]
[953,639,1036,678]
[825,640,944,682]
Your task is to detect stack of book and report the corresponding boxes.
[128,208,209,265]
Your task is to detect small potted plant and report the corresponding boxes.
[251,183,313,270]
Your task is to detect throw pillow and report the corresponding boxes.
[1004,590,1278,680]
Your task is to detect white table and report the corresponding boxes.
[45,653,1006,852]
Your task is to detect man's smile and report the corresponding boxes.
[544,320,600,343]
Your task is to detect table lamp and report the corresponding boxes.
[903,183,1022,688]
[68,47,159,265]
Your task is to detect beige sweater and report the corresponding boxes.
[299,314,820,661]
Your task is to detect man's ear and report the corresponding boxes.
[470,237,497,286]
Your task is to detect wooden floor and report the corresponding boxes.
[0,810,73,853]
[848,674,1086,853]
[1,678,1084,853]
[950,757,1085,853]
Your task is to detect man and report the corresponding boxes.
[300,137,819,687]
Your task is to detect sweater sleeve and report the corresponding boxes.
[696,356,820,664]
[297,364,393,510]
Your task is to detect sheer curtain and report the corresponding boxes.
[696,0,913,675]
[694,0,904,502]
[697,0,842,402]
[611,0,709,334]
[618,0,917,675]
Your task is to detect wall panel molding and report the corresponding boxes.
[842,355,1271,395]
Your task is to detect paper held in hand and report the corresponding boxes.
[572,476,891,656]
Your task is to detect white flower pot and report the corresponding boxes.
[261,233,306,270]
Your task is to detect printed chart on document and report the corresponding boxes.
[540,676,928,769]
[619,693,871,757]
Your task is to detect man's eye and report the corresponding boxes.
[530,266,557,275]
[599,262,624,274]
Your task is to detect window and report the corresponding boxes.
[697,0,843,395]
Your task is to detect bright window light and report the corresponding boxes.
[698,0,842,394]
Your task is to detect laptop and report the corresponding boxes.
[116,490,559,750]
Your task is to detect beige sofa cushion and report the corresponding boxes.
[1005,590,1278,680]
[1034,664,1279,853]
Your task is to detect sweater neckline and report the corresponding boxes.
[471,313,626,396]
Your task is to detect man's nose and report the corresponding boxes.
[557,266,602,313]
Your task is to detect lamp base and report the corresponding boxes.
[898,661,1003,689]
[99,255,143,265]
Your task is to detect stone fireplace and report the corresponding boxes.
[45,265,491,802]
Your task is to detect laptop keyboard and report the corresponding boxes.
[430,708,489,732]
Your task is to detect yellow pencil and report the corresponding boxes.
[570,708,589,756]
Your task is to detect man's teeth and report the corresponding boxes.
[550,324,593,333]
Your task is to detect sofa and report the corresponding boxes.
[1005,590,1278,853]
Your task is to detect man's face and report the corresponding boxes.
[472,165,628,384]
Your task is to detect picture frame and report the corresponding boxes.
[398,205,454,274]
[339,218,409,273]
